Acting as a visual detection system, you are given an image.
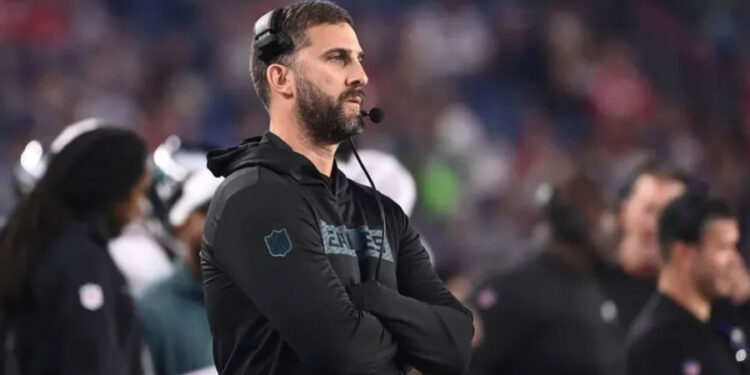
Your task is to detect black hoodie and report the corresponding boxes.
[201,132,473,375]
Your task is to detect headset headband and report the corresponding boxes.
[254,8,293,64]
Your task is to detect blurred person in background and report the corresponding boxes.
[112,138,218,297]
[336,142,417,217]
[201,1,473,374]
[0,127,148,375]
[627,190,748,375]
[10,119,176,298]
[470,172,623,375]
[138,169,223,375]
[597,159,687,332]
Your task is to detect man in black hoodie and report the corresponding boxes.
[200,2,473,375]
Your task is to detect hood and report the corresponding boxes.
[207,131,349,197]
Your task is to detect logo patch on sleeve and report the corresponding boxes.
[79,283,104,311]
[265,228,292,257]
[682,359,701,375]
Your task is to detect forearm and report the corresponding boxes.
[350,281,473,375]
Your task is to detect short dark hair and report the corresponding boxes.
[617,157,689,205]
[250,1,354,110]
[658,190,735,259]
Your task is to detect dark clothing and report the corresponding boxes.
[730,300,750,351]
[138,263,212,375]
[627,293,748,375]
[469,252,623,375]
[201,132,473,375]
[712,299,750,374]
[14,219,143,375]
[596,262,656,333]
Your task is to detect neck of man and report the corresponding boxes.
[658,263,711,322]
[269,112,338,177]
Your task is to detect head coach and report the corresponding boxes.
[199,1,474,374]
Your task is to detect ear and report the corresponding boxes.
[266,63,295,99]
[671,241,696,264]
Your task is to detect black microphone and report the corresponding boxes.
[360,107,385,123]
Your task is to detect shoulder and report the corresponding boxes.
[379,191,408,223]
[214,165,293,202]
[31,224,122,308]
[474,255,548,307]
[493,254,552,287]
[628,296,691,344]
[347,181,411,245]
[204,169,318,248]
[628,317,702,364]
[209,166,304,220]
[349,180,408,221]
[630,323,683,348]
[40,225,110,276]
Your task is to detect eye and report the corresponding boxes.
[332,54,346,62]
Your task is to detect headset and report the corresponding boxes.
[254,8,294,64]
[536,181,590,246]
[253,8,389,281]
[544,186,588,245]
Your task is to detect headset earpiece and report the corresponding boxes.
[545,187,588,245]
[254,8,294,64]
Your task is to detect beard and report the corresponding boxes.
[294,73,364,145]
[693,261,726,300]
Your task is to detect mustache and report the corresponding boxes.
[338,87,365,103]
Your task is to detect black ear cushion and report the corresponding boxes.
[271,31,293,56]
[270,8,284,32]
[254,8,294,64]
[546,190,588,244]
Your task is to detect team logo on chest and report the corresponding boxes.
[319,220,393,262]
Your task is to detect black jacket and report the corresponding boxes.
[627,293,747,375]
[13,218,143,375]
[595,262,656,334]
[469,252,624,375]
[201,132,473,375]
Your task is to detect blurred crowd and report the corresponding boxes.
[2,0,750,274]
[2,0,750,374]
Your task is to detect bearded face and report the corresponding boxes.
[690,219,741,300]
[294,71,364,145]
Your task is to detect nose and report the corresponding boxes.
[347,60,369,87]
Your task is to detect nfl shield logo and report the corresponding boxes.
[265,228,292,257]
[476,288,497,310]
[682,359,701,375]
[79,283,104,311]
